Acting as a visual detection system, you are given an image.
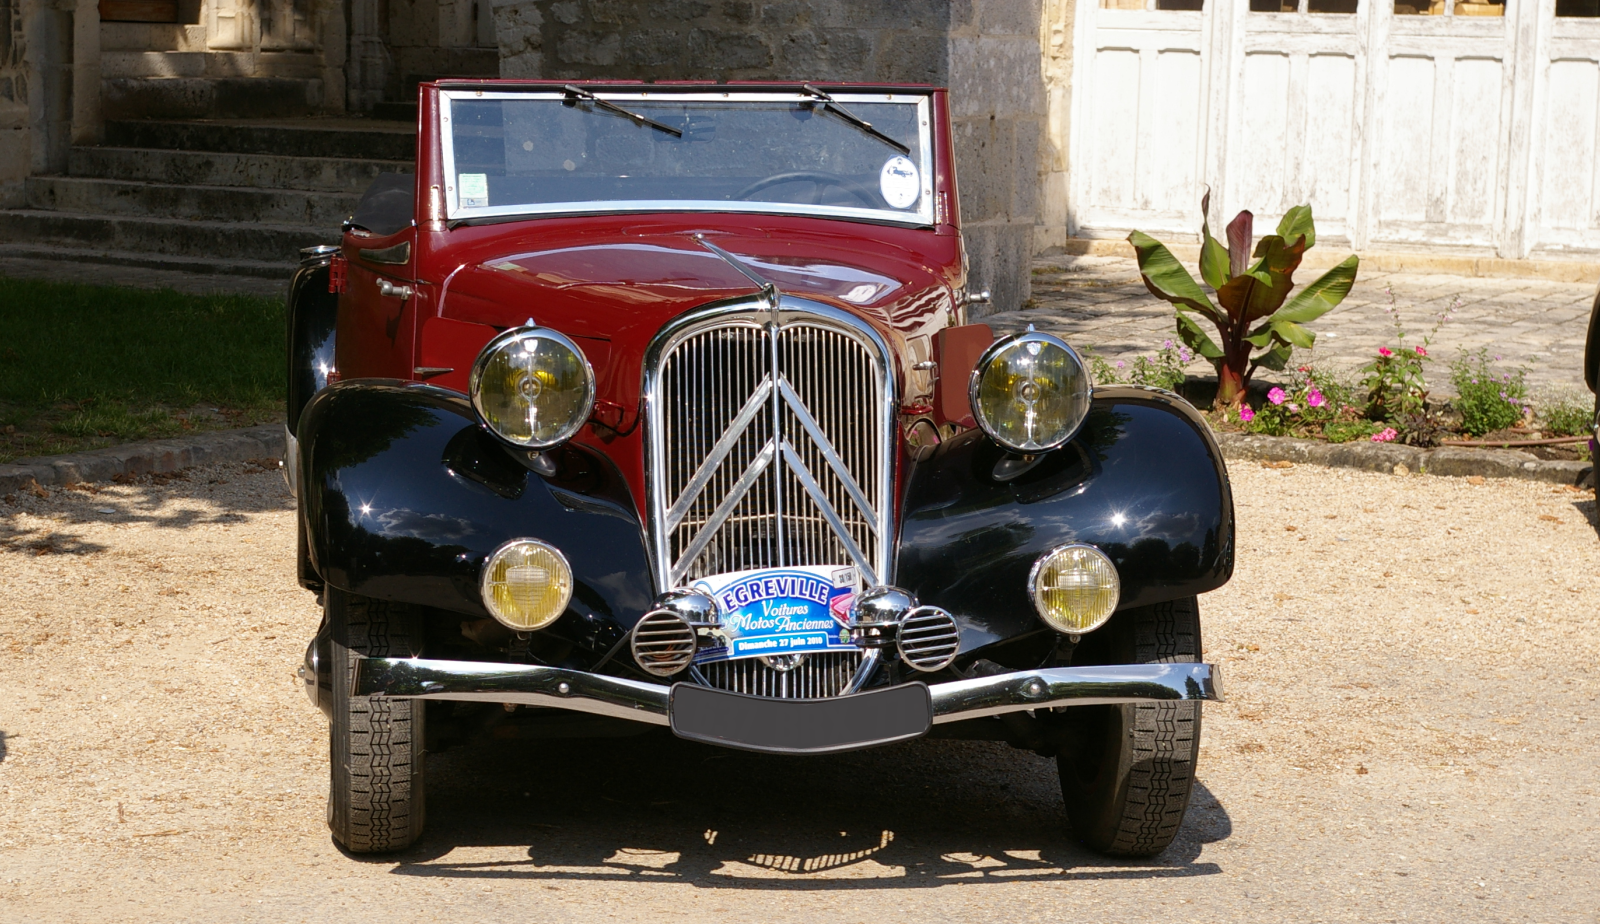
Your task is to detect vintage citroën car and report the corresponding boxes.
[288,81,1229,857]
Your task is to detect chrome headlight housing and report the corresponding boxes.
[481,538,574,631]
[968,330,1092,453]
[1028,543,1120,635]
[469,326,595,449]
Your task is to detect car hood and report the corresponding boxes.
[438,223,959,347]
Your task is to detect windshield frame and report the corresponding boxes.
[437,89,936,227]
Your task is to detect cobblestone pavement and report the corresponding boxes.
[987,255,1599,397]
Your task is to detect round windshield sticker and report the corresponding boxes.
[879,156,921,209]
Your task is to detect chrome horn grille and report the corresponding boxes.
[645,297,896,699]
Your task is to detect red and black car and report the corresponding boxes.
[288,80,1231,857]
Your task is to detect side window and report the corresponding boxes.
[1394,0,1506,15]
[1252,0,1358,12]
[1103,0,1205,9]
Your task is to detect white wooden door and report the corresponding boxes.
[1068,4,1210,239]
[1362,1,1518,251]
[1526,9,1600,258]
[1066,0,1600,259]
[1224,5,1368,244]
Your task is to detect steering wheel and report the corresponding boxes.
[731,171,882,207]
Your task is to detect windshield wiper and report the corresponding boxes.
[801,84,910,155]
[562,85,683,138]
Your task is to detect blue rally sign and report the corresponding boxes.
[690,565,860,664]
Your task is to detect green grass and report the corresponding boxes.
[0,276,285,463]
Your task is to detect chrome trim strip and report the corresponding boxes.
[670,440,778,584]
[663,375,773,531]
[778,376,878,530]
[780,440,876,583]
[351,658,671,725]
[927,664,1222,724]
[437,91,934,226]
[349,659,1221,727]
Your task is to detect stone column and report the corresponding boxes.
[948,0,1046,316]
[1,0,28,205]
[25,0,74,175]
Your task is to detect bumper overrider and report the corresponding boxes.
[351,656,1222,755]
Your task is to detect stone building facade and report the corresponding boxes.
[0,0,1050,307]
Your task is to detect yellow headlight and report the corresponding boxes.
[1029,543,1120,634]
[968,331,1091,452]
[470,327,595,449]
[480,539,573,631]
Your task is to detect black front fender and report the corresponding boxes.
[297,382,656,652]
[894,387,1234,655]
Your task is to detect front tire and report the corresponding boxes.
[327,588,426,853]
[1057,597,1202,857]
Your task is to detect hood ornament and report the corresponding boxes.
[693,233,780,322]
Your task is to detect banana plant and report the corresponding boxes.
[1128,194,1359,407]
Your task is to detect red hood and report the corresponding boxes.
[433,217,962,423]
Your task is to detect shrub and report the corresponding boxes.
[1535,388,1591,437]
[1129,193,1359,407]
[1323,420,1383,443]
[1449,350,1529,436]
[1237,367,1359,438]
[1361,289,1456,421]
[1087,340,1194,392]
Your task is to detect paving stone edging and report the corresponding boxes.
[1216,432,1595,486]
[0,424,1590,495]
[0,425,286,494]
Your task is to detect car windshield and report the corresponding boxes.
[439,89,934,226]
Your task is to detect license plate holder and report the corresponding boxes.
[669,682,932,755]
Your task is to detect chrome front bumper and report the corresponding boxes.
[351,657,1222,746]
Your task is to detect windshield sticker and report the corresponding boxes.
[879,156,921,209]
[690,565,861,664]
[458,172,489,208]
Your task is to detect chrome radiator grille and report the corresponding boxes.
[645,300,894,699]
[697,651,864,699]
[649,306,890,587]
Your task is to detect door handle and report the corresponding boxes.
[378,279,414,300]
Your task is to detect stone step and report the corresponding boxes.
[0,242,294,279]
[102,77,325,121]
[101,51,323,81]
[67,146,410,193]
[104,119,416,160]
[0,209,331,262]
[26,176,359,226]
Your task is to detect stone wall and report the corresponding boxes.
[0,0,26,204]
[486,0,1045,315]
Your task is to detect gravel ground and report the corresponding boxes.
[1,461,1598,922]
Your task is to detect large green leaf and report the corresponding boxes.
[1252,340,1293,373]
[1273,319,1316,349]
[1198,191,1230,291]
[1175,311,1225,361]
[1273,254,1359,324]
[1225,211,1253,279]
[1276,204,1316,252]
[1128,231,1220,321]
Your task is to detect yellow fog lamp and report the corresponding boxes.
[480,539,573,631]
[1028,543,1120,635]
[470,325,595,449]
[969,330,1091,453]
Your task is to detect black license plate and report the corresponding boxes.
[669,682,932,755]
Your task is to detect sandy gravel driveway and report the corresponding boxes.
[1,461,1597,923]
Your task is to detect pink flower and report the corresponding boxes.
[1371,428,1398,443]
[1267,387,1287,405]
[1287,403,1299,413]
[1415,346,1427,356]
[1239,405,1255,423]
[1307,389,1325,408]
[1378,347,1393,358]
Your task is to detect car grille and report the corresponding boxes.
[647,301,893,698]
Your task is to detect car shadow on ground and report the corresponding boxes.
[0,730,8,764]
[376,732,1229,887]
